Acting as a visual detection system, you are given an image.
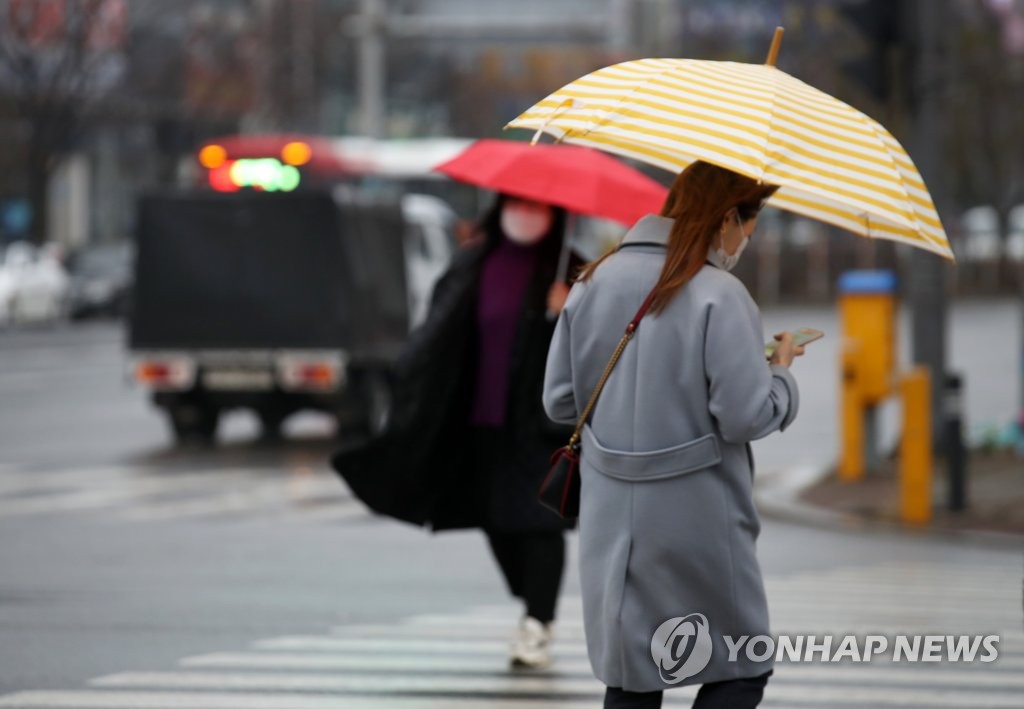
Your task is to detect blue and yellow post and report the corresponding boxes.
[837,270,898,482]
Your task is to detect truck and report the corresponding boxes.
[127,189,456,443]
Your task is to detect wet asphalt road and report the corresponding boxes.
[0,310,1021,707]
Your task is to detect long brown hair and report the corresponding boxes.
[579,161,778,314]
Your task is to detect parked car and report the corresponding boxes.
[67,242,134,319]
[0,242,69,327]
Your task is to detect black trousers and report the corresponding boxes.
[485,529,565,624]
[603,671,772,709]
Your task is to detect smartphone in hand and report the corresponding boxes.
[765,328,824,358]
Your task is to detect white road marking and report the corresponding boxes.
[0,463,355,523]
[253,635,591,656]
[0,691,620,708]
[1,553,1021,709]
[178,652,1024,688]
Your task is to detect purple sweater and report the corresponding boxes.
[470,238,540,427]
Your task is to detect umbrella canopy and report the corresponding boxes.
[433,139,668,227]
[505,29,953,260]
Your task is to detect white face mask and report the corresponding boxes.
[501,205,552,245]
[708,213,749,272]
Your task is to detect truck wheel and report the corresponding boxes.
[258,408,288,440]
[362,372,392,437]
[168,404,219,444]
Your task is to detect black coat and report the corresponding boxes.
[332,234,577,532]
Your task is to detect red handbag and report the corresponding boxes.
[538,289,658,520]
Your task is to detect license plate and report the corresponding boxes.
[202,370,275,391]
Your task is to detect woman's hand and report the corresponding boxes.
[769,331,805,368]
[547,282,571,315]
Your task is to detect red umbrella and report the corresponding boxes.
[433,139,668,227]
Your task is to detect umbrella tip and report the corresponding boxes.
[765,26,785,66]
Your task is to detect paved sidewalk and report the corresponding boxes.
[801,448,1024,538]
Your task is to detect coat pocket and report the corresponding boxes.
[581,425,722,482]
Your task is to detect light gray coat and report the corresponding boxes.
[543,215,799,692]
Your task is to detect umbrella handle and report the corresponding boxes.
[555,213,577,282]
[548,215,577,321]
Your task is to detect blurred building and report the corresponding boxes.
[1,0,1022,298]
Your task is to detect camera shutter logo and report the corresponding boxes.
[651,613,714,684]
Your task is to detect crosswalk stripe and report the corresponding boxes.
[408,604,1018,625]
[331,626,1022,663]
[254,636,591,656]
[379,611,1024,634]
[179,652,1024,688]
[0,470,294,516]
[90,671,599,693]
[182,651,593,672]
[0,466,135,494]
[283,504,372,524]
[321,623,1024,662]
[0,464,356,524]
[113,481,349,523]
[4,690,1013,709]
[0,487,154,516]
[3,671,1000,709]
[812,561,1022,574]
[330,622,590,639]
[765,580,1021,596]
[0,691,614,709]
[770,586,1024,602]
[251,634,1024,671]
[338,618,1023,649]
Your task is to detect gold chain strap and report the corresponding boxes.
[567,325,637,449]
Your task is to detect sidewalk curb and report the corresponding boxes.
[754,463,1024,550]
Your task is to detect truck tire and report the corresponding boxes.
[334,371,391,439]
[257,407,289,440]
[168,403,219,444]
[362,371,392,437]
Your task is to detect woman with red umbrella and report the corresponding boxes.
[335,139,666,669]
[334,190,580,669]
[462,193,576,668]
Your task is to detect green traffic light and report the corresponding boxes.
[228,158,301,192]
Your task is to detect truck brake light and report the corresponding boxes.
[298,363,336,386]
[276,353,345,392]
[134,358,195,390]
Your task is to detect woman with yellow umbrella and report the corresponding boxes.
[528,27,952,709]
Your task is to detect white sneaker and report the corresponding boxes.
[510,616,552,669]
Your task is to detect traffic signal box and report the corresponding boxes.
[839,270,897,410]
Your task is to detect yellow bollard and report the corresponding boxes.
[900,366,932,525]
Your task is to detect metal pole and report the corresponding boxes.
[358,0,385,139]
[608,0,635,55]
[864,405,881,473]
[1019,278,1024,438]
[944,372,967,511]
[292,0,316,131]
[906,0,949,446]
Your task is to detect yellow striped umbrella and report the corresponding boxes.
[506,28,953,260]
